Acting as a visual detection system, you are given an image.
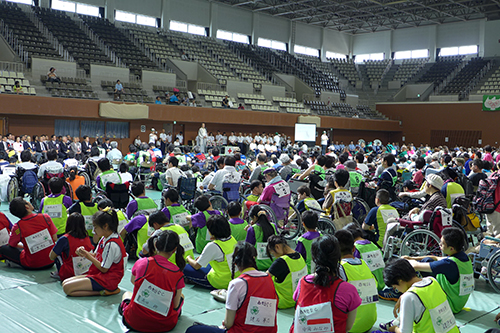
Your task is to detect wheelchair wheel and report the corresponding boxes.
[451,220,469,252]
[260,205,278,225]
[31,182,45,211]
[318,217,336,235]
[487,250,500,293]
[281,205,302,240]
[352,197,370,225]
[399,229,442,258]
[7,177,19,202]
[79,171,91,187]
[64,182,73,200]
[210,195,229,215]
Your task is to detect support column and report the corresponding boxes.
[209,2,218,38]
[428,25,437,61]
[105,0,116,23]
[161,0,171,30]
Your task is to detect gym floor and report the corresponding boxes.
[0,190,498,333]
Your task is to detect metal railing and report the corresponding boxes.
[0,60,25,73]
[196,82,224,92]
[176,79,187,89]
[0,20,29,67]
[461,60,493,100]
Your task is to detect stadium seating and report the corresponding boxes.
[393,58,429,84]
[477,67,500,94]
[100,80,152,103]
[362,59,392,85]
[331,58,360,87]
[416,55,464,85]
[0,70,35,95]
[41,75,97,99]
[440,57,490,95]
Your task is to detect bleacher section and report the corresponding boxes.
[331,58,360,87]
[363,59,391,85]
[416,55,464,85]
[100,80,152,103]
[0,2,61,60]
[80,15,157,75]
[304,99,384,119]
[41,75,96,99]
[477,67,500,94]
[296,55,343,95]
[226,42,275,83]
[393,59,429,84]
[35,8,112,74]
[0,71,35,95]
[440,57,489,95]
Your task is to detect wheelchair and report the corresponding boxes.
[31,172,73,211]
[471,236,500,293]
[161,177,200,214]
[7,167,39,203]
[94,181,131,210]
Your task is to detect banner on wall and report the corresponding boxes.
[483,95,500,111]
[99,102,149,119]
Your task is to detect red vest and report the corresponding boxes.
[58,234,93,282]
[230,272,278,333]
[87,235,126,291]
[289,276,348,333]
[17,214,55,268]
[124,256,184,332]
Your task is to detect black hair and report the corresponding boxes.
[484,161,492,171]
[97,158,111,172]
[335,229,354,256]
[67,151,75,159]
[383,258,417,287]
[442,227,465,252]
[297,185,310,196]
[376,189,390,204]
[47,149,57,161]
[264,168,278,178]
[65,213,88,239]
[257,153,267,162]
[148,210,169,227]
[129,144,137,153]
[443,155,452,165]
[472,159,483,169]
[93,209,119,233]
[131,181,145,197]
[20,150,31,162]
[325,155,335,169]
[227,201,241,217]
[9,197,29,218]
[212,148,220,157]
[249,205,275,242]
[302,210,318,229]
[231,241,257,279]
[48,177,64,194]
[69,166,78,181]
[163,188,180,203]
[344,222,363,240]
[147,229,186,270]
[119,162,129,173]
[216,158,225,167]
[224,156,236,166]
[383,153,395,166]
[194,195,210,211]
[97,198,114,209]
[250,180,263,191]
[355,153,364,164]
[415,157,426,170]
[90,147,100,157]
[168,156,179,167]
[311,235,341,287]
[485,145,492,152]
[334,169,349,187]
[75,185,92,202]
[266,234,289,256]
[206,215,232,239]
[191,165,200,173]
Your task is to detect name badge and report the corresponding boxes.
[245,296,277,327]
[294,302,334,333]
[25,228,53,254]
[351,278,378,304]
[0,227,9,247]
[178,232,194,252]
[172,212,189,227]
[45,204,62,219]
[256,242,268,260]
[273,182,290,198]
[134,279,173,316]
[72,256,92,276]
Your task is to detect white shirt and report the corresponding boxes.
[321,134,328,145]
[228,135,238,145]
[119,172,133,183]
[63,158,78,169]
[226,270,269,310]
[149,133,157,144]
[38,160,64,178]
[166,134,172,143]
[13,142,23,152]
[176,135,183,144]
[210,166,241,192]
[165,167,185,187]
[196,240,226,267]
[274,135,280,144]
[399,278,433,333]
[98,233,123,269]
[159,133,167,141]
[198,127,207,139]
[222,135,227,145]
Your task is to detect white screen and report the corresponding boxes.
[295,123,316,142]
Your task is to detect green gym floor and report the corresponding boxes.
[0,190,498,333]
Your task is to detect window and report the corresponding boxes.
[411,49,429,58]
[115,11,156,27]
[257,38,286,51]
[294,45,319,57]
[52,0,76,12]
[106,122,129,139]
[459,45,478,55]
[394,51,411,60]
[354,53,384,63]
[326,51,346,59]
[81,121,105,138]
[440,45,478,56]
[170,20,206,36]
[76,3,99,17]
[55,120,80,138]
[6,0,33,5]
[115,10,136,24]
[136,15,156,27]
[216,30,249,44]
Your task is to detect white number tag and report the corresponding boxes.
[459,273,474,296]
[172,212,189,227]
[256,242,268,260]
[72,256,92,275]
[428,300,456,333]
[351,278,378,304]
[305,199,322,211]
[25,228,53,254]
[0,227,9,246]
[273,182,290,198]
[45,204,62,219]
[245,296,277,327]
[333,191,352,204]
[118,217,128,233]
[84,215,93,231]
[134,279,173,316]
[440,209,453,227]
[380,209,399,224]
[178,232,194,252]
[292,266,308,292]
[294,301,334,333]
[360,250,385,271]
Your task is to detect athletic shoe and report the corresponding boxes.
[210,289,227,303]
[378,287,402,301]
[50,271,60,280]
[100,288,121,296]
[379,320,395,331]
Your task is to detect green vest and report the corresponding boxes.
[207,236,238,290]
[195,211,220,253]
[314,165,326,180]
[160,224,194,266]
[409,277,460,333]
[445,183,465,208]
[341,259,378,333]
[42,195,68,235]
[274,253,307,309]
[354,241,385,291]
[349,171,364,189]
[136,197,158,213]
[259,163,270,175]
[99,170,122,189]
[117,210,128,234]
[435,255,474,313]
[375,204,399,248]
[246,194,260,202]
[303,197,321,211]
[297,232,322,273]
[166,204,191,231]
[229,219,248,242]
[79,202,99,236]
[137,216,154,257]
[254,223,277,271]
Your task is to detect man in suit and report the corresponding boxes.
[102,138,111,153]
[0,136,10,152]
[82,136,92,156]
[58,136,70,159]
[47,135,59,152]
[34,136,47,163]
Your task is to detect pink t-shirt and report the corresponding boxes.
[484,153,493,162]
[132,255,186,291]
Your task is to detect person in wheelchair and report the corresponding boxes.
[14,150,38,196]
[362,189,400,248]
[402,227,473,314]
[257,168,291,222]
[208,155,241,193]
[125,181,157,220]
[322,169,353,229]
[96,158,122,191]
[38,149,64,179]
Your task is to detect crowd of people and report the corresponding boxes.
[0,127,500,333]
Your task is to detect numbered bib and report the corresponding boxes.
[292,266,309,292]
[256,242,268,260]
[273,182,290,198]
[360,250,385,271]
[245,296,277,327]
[0,227,9,247]
[351,278,378,305]
[294,301,334,333]
[428,300,456,333]
[440,209,453,227]
[333,191,352,204]
[459,273,474,296]
[380,209,399,224]
[25,228,53,254]
[172,212,189,227]
[305,199,322,211]
[179,232,194,252]
[45,204,62,219]
[72,256,92,276]
[84,215,93,231]
[134,279,173,316]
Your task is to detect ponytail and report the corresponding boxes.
[266,234,288,259]
[155,230,185,270]
[249,205,275,241]
[311,235,341,287]
[93,208,119,233]
[69,166,77,181]
[231,241,257,279]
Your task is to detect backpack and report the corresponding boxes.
[21,169,38,194]
[455,172,474,196]
[472,172,500,214]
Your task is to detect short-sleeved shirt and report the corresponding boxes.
[226,269,269,310]
[39,193,73,213]
[99,233,123,269]
[165,167,185,187]
[191,210,220,229]
[115,83,123,91]
[295,231,321,260]
[209,166,241,192]
[8,213,58,247]
[469,172,487,187]
[132,255,186,292]
[428,252,469,285]
[124,215,147,233]
[196,238,228,267]
[268,252,302,283]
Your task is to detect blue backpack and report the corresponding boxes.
[21,170,38,194]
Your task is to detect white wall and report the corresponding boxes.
[323,29,350,55]
[254,13,290,43]
[352,30,391,56]
[295,23,322,49]
[483,20,500,57]
[436,20,481,48]
[217,5,252,35]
